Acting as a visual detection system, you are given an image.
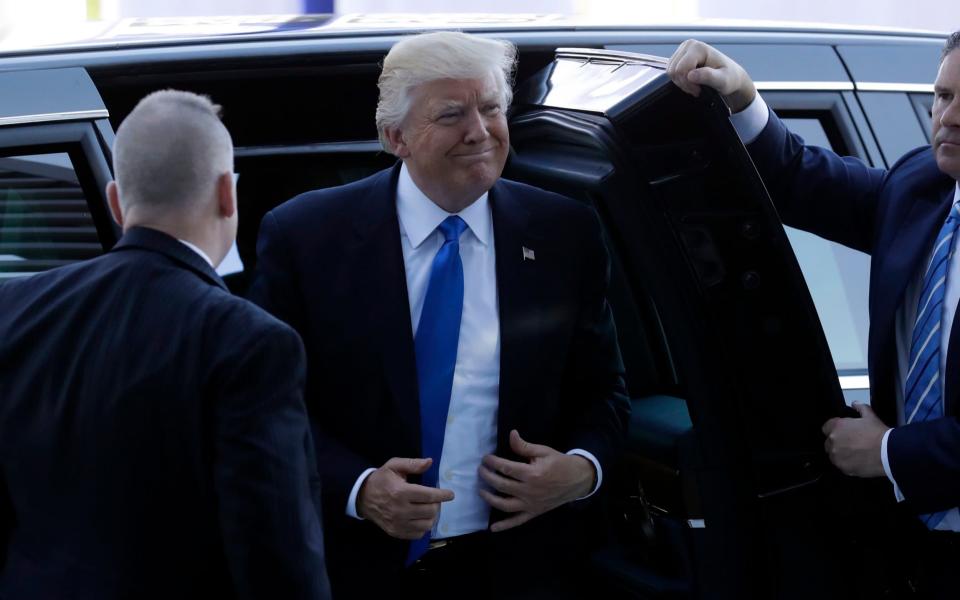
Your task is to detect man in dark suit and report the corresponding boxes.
[0,90,331,599]
[669,33,960,596]
[249,32,630,598]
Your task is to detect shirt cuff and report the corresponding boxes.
[729,93,770,145]
[345,467,377,519]
[880,428,905,503]
[566,449,602,500]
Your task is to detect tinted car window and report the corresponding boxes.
[911,93,934,141]
[858,92,929,165]
[0,153,101,279]
[781,116,870,372]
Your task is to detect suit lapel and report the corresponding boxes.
[348,164,422,456]
[490,180,537,455]
[941,189,960,416]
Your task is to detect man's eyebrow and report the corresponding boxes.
[433,100,465,111]
[934,85,949,94]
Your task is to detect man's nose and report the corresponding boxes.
[463,109,490,143]
[943,95,960,128]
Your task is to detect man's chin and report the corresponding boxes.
[935,146,960,181]
[462,162,504,186]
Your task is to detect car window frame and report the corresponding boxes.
[0,120,118,255]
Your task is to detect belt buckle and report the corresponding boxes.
[428,538,451,551]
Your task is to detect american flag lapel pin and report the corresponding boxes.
[522,246,536,261]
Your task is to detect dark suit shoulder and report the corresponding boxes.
[499,177,586,211]
[886,145,954,197]
[204,286,303,348]
[497,177,602,242]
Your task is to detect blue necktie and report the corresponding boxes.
[904,203,960,529]
[407,215,467,565]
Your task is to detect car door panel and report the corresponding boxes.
[507,49,885,598]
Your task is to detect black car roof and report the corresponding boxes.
[0,14,947,63]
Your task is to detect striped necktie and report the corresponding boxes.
[903,202,960,529]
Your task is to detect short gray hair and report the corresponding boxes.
[113,90,233,213]
[944,30,960,63]
[375,31,517,153]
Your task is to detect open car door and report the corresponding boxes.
[0,67,117,281]
[506,48,897,599]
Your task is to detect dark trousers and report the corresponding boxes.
[398,531,585,600]
[898,529,960,599]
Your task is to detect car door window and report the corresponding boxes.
[0,152,102,279]
[777,114,871,373]
[857,92,929,166]
[910,93,935,141]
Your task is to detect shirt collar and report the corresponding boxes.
[177,239,215,268]
[955,182,960,205]
[396,162,492,249]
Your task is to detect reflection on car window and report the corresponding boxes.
[784,226,870,371]
[780,117,832,148]
[0,153,101,279]
[781,117,870,372]
[910,93,934,141]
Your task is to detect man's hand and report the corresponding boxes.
[357,457,454,540]
[666,39,757,112]
[822,403,889,478]
[478,430,596,533]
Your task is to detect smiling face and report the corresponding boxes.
[933,49,960,180]
[386,73,509,212]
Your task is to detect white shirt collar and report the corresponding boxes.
[954,182,960,205]
[177,239,215,268]
[396,162,492,249]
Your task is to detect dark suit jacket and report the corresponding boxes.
[249,163,630,595]
[0,226,331,600]
[749,111,960,514]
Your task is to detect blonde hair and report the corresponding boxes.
[375,31,517,153]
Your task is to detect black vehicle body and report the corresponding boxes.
[0,15,948,598]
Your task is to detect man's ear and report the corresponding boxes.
[384,126,410,158]
[106,181,124,227]
[216,172,236,219]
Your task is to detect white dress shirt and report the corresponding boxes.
[345,163,601,538]
[731,94,960,530]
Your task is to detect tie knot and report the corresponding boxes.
[439,215,467,243]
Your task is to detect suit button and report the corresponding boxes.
[444,469,454,481]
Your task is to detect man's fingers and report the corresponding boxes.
[667,39,717,97]
[385,456,432,476]
[690,63,743,97]
[404,502,441,521]
[479,489,525,513]
[509,429,551,459]
[490,512,532,533]
[393,519,436,540]
[481,454,530,482]
[822,418,840,435]
[478,465,521,496]
[668,50,705,96]
[852,402,876,419]
[405,483,455,504]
